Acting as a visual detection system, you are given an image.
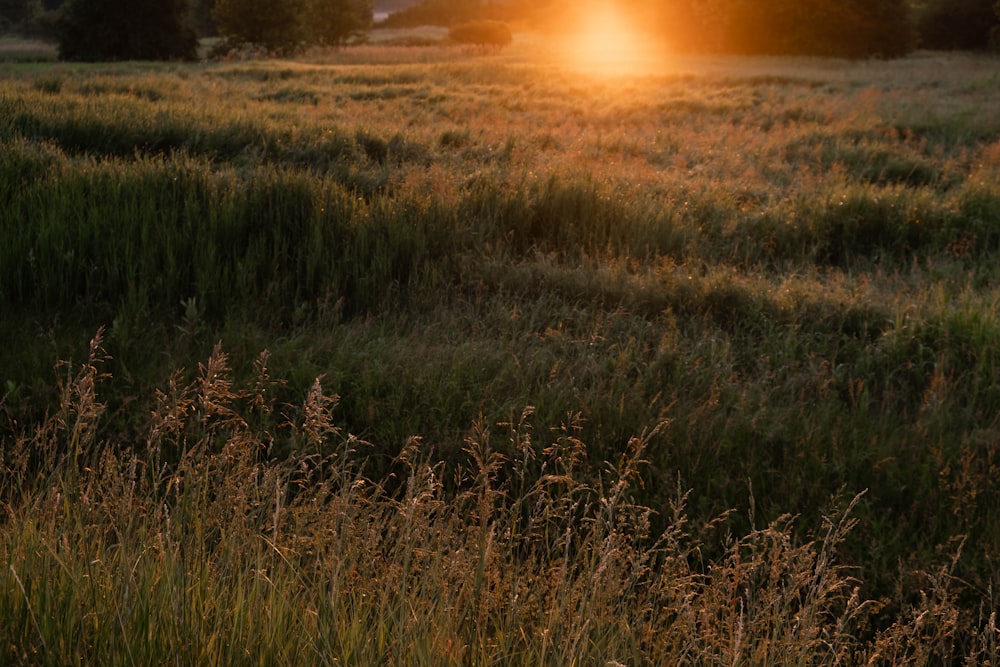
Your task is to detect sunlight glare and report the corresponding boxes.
[558,3,666,77]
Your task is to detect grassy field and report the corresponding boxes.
[2,36,1000,663]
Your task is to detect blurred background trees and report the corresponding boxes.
[211,0,372,53]
[447,18,512,48]
[913,0,998,50]
[675,0,917,57]
[996,0,1000,45]
[378,0,1000,57]
[54,0,198,60]
[0,0,32,33]
[211,0,308,53]
[0,0,63,38]
[187,0,217,37]
[307,0,374,47]
[377,0,514,28]
[3,0,1000,65]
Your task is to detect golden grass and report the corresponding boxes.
[3,331,998,665]
[3,43,1000,663]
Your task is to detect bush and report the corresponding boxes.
[55,0,198,61]
[447,19,512,49]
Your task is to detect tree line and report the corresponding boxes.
[1,0,999,62]
[385,0,1000,58]
[0,0,372,60]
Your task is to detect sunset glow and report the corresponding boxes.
[557,3,667,77]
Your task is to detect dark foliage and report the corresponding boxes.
[212,0,307,53]
[384,0,917,58]
[0,0,30,30]
[379,0,478,27]
[55,0,198,61]
[448,19,511,48]
[916,0,999,50]
[379,0,530,28]
[684,0,916,58]
[188,0,217,37]
[212,0,372,54]
[996,0,1000,46]
[1,0,63,37]
[308,0,373,46]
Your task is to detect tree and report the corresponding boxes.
[213,0,371,53]
[916,0,998,50]
[308,0,373,46]
[188,0,217,37]
[56,0,198,61]
[0,0,59,36]
[213,0,307,53]
[835,0,917,57]
[691,0,915,58]
[379,0,482,28]
[0,0,30,32]
[994,0,1000,47]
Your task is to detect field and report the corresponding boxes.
[2,36,1000,663]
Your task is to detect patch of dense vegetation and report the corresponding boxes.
[212,0,374,55]
[915,0,1000,50]
[2,47,1000,661]
[447,20,512,49]
[54,0,198,61]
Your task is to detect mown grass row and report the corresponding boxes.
[3,50,1000,660]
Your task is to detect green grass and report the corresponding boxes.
[0,36,57,63]
[2,337,997,665]
[2,44,1000,662]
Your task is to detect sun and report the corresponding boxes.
[557,3,666,77]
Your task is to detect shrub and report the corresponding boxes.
[55,0,198,61]
[448,19,512,49]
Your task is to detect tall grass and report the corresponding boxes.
[3,334,998,665]
[2,46,1000,661]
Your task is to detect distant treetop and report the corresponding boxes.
[55,0,198,61]
[212,0,373,55]
[916,0,999,50]
[379,0,926,58]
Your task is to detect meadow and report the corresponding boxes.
[2,36,1000,663]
